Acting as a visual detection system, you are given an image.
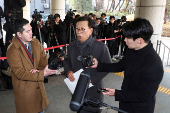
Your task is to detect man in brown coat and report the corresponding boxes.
[6,18,57,113]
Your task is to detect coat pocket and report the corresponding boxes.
[18,81,26,94]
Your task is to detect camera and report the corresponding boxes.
[78,55,94,67]
[48,14,55,26]
[65,9,76,24]
[48,57,62,70]
[33,9,44,21]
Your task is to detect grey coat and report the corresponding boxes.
[64,37,112,111]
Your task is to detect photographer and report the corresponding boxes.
[33,19,48,47]
[98,13,107,40]
[64,10,76,44]
[30,15,37,36]
[3,11,14,43]
[64,16,112,113]
[53,14,67,46]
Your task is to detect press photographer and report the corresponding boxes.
[64,9,76,43]
[3,11,14,43]
[53,14,67,48]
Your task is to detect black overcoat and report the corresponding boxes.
[97,42,164,113]
[64,37,112,112]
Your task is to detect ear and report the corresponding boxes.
[137,37,144,44]
[17,32,22,38]
[90,28,93,35]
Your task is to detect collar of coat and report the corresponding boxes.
[72,35,96,47]
[11,36,38,67]
[12,36,36,49]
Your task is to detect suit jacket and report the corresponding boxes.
[6,37,48,113]
[97,42,164,113]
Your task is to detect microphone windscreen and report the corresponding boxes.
[70,71,90,111]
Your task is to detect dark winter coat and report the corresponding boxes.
[53,20,67,45]
[105,22,118,38]
[64,37,112,112]
[97,42,164,113]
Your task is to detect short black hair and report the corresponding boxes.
[14,18,29,34]
[75,14,80,19]
[76,16,94,28]
[121,16,127,22]
[101,13,106,17]
[54,14,60,19]
[110,16,115,20]
[122,18,153,43]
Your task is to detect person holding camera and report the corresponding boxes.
[6,18,57,113]
[64,16,112,113]
[90,18,164,113]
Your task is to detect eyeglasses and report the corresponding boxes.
[76,28,89,33]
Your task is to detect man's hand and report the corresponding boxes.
[67,71,75,82]
[89,58,98,68]
[102,88,115,96]
[44,65,58,76]
[30,69,40,73]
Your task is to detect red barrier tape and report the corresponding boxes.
[0,36,121,60]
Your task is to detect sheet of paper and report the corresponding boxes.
[64,69,94,94]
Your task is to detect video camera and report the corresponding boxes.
[33,9,44,21]
[9,9,21,20]
[78,55,94,67]
[65,9,76,23]
[48,14,55,26]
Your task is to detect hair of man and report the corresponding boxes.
[14,18,29,34]
[76,16,94,28]
[122,18,153,43]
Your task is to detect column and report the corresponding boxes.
[23,0,31,22]
[135,0,166,49]
[50,0,65,21]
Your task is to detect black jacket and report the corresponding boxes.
[53,20,67,45]
[97,42,164,113]
[105,22,118,38]
[64,37,112,111]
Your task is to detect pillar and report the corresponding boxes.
[23,0,31,22]
[135,0,166,49]
[50,0,65,21]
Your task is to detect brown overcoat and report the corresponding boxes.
[6,37,48,113]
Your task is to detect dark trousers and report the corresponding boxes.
[0,38,5,56]
[107,40,116,58]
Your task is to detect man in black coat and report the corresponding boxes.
[53,13,67,45]
[105,16,119,59]
[64,16,112,113]
[90,18,164,113]
[4,0,26,19]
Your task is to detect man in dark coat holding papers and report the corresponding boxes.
[64,16,112,113]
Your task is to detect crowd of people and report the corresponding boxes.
[0,8,164,113]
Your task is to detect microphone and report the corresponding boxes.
[70,71,90,111]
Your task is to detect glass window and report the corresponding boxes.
[41,0,46,3]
